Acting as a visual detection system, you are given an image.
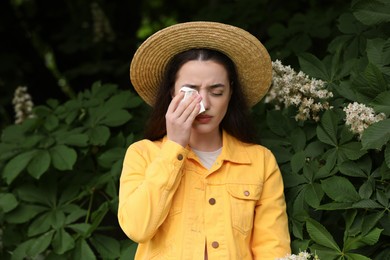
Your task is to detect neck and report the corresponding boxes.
[189,129,223,152]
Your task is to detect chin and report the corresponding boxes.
[192,124,218,135]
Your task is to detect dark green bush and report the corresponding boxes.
[0,0,389,259]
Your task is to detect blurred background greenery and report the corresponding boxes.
[0,0,349,127]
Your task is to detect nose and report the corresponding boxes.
[198,90,210,110]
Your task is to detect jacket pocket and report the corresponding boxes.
[226,183,262,234]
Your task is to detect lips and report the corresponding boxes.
[195,114,212,123]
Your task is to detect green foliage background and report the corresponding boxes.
[0,0,389,259]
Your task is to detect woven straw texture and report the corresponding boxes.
[130,21,272,107]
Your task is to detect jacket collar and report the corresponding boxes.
[220,130,252,164]
[161,130,252,165]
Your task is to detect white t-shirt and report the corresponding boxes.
[192,147,222,170]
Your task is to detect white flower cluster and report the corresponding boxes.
[276,251,320,260]
[343,102,386,139]
[12,86,35,124]
[265,60,333,122]
[91,2,115,42]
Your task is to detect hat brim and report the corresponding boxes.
[130,21,272,107]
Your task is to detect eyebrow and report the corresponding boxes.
[182,83,226,89]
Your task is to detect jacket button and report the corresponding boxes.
[211,241,219,248]
[244,190,250,196]
[209,198,216,205]
[177,154,183,160]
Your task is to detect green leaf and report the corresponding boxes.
[3,150,37,184]
[385,144,390,168]
[359,180,373,199]
[376,190,388,207]
[98,147,125,168]
[60,133,89,147]
[26,230,55,257]
[73,239,96,260]
[361,119,390,150]
[0,193,18,213]
[306,218,341,251]
[345,253,371,260]
[304,183,324,208]
[317,202,353,210]
[352,0,390,25]
[366,39,390,73]
[27,149,51,179]
[339,142,367,160]
[15,184,49,204]
[50,145,77,171]
[362,211,384,235]
[67,223,91,237]
[339,161,367,178]
[266,110,289,137]
[44,114,59,131]
[89,125,110,146]
[90,234,121,259]
[52,228,75,254]
[64,207,87,224]
[370,91,390,115]
[28,212,51,237]
[5,204,47,224]
[321,176,360,202]
[298,53,330,80]
[291,151,306,174]
[352,199,383,209]
[317,110,338,146]
[364,63,387,94]
[100,109,132,127]
[290,128,306,152]
[11,240,34,260]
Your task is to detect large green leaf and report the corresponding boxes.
[90,234,121,259]
[50,145,77,171]
[27,149,51,179]
[60,133,89,147]
[385,144,390,168]
[306,218,341,251]
[89,125,110,146]
[0,193,18,213]
[352,0,390,25]
[370,91,390,115]
[361,119,390,150]
[321,176,360,202]
[3,150,37,184]
[362,211,384,235]
[345,253,371,260]
[100,109,132,127]
[317,110,338,146]
[339,161,367,178]
[5,204,47,224]
[73,239,96,260]
[304,183,324,208]
[298,53,330,80]
[345,227,383,252]
[291,151,306,174]
[26,230,55,257]
[28,212,52,237]
[52,228,75,254]
[339,142,367,160]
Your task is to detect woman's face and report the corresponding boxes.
[173,60,231,136]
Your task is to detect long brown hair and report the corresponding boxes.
[143,49,258,144]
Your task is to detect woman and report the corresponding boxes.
[118,21,291,259]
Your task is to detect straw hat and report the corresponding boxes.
[130,21,272,107]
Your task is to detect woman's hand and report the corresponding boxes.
[166,92,202,147]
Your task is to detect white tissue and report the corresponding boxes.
[180,86,206,114]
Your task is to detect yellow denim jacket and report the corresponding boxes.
[118,131,291,259]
